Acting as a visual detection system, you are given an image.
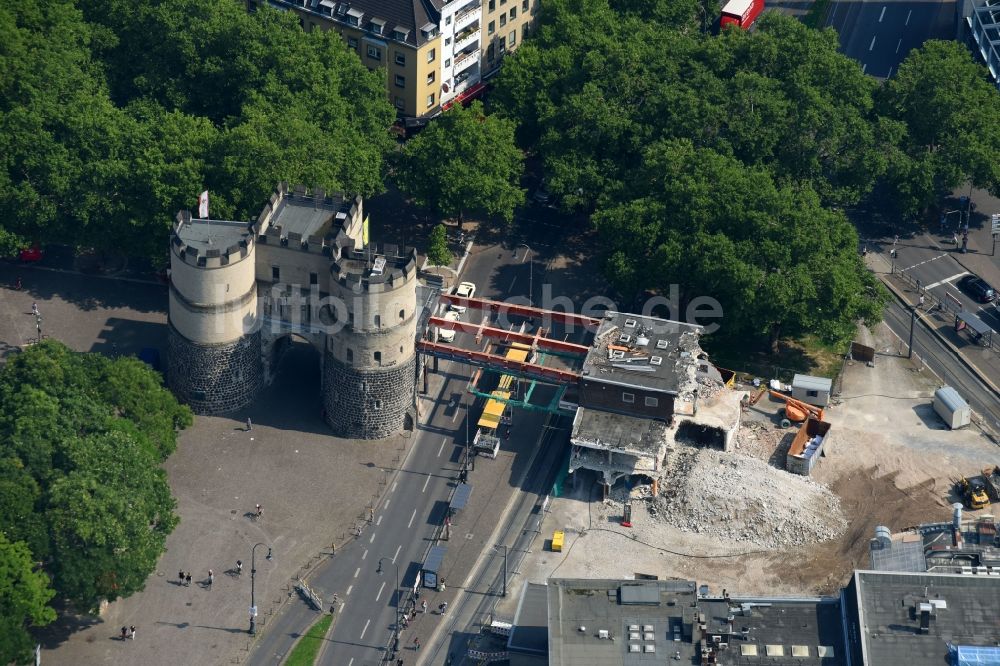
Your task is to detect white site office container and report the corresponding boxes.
[933,386,972,429]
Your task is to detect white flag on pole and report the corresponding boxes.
[198,190,209,219]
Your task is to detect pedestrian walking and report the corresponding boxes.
[179,570,185,584]
[236,560,243,575]
[121,626,128,641]
[246,417,252,431]
[31,302,38,316]
[208,570,214,587]
[413,637,420,650]
[411,608,417,620]
[186,572,192,586]
[439,602,448,615]
[918,295,925,309]
[953,232,960,245]
[14,276,21,290]
[256,503,262,518]
[421,600,427,613]
[130,626,136,640]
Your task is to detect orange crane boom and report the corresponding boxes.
[768,390,825,423]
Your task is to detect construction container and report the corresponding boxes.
[786,419,832,476]
[551,531,565,552]
[791,374,832,407]
[933,386,971,430]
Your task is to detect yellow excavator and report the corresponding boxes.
[959,476,991,510]
[768,390,825,424]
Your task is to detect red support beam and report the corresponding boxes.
[417,341,580,384]
[427,316,590,355]
[438,294,602,327]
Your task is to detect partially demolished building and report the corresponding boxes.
[569,312,743,496]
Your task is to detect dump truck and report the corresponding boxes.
[786,418,832,476]
[959,476,991,510]
[720,0,765,30]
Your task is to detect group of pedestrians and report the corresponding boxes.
[120,626,136,641]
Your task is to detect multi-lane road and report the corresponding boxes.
[824,0,954,78]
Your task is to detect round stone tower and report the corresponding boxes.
[167,211,263,414]
[322,244,418,439]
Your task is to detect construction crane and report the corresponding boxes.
[768,390,825,424]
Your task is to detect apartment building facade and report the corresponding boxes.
[249,0,538,118]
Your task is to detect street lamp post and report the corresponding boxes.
[495,544,508,597]
[518,244,532,307]
[249,543,272,635]
[377,557,401,658]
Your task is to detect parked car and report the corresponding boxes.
[959,275,996,303]
[450,281,477,313]
[438,310,461,343]
[18,244,43,263]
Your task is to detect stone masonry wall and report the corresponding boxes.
[323,351,416,439]
[168,326,264,414]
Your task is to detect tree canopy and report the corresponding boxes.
[425,224,453,267]
[490,2,906,349]
[0,533,56,666]
[0,0,395,261]
[396,101,525,225]
[0,341,191,616]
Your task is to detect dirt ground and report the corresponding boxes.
[496,320,1000,616]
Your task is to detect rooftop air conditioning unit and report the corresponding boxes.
[618,334,632,344]
[656,339,669,349]
[650,356,663,366]
[599,629,610,639]
[625,319,638,328]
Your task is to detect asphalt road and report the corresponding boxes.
[826,0,953,78]
[892,241,1000,332]
[246,217,560,665]
[882,298,1000,431]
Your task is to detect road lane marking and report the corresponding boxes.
[354,567,360,578]
[360,619,370,640]
[901,253,948,272]
[422,474,431,492]
[879,5,886,21]
[896,38,902,53]
[925,272,969,290]
[392,544,401,563]
[349,659,354,666]
[362,549,368,560]
[507,277,517,291]
[376,581,386,601]
[408,508,417,528]
[451,405,460,423]
[391,481,397,494]
[376,515,383,526]
[905,9,911,24]
[887,67,893,78]
[347,584,354,596]
[437,438,446,457]
[369,531,376,543]
[384,498,391,510]
[863,63,868,73]
[869,36,877,51]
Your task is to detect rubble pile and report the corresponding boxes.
[695,376,725,400]
[734,421,791,461]
[651,446,846,549]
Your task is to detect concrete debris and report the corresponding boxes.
[734,420,791,462]
[643,446,846,550]
[695,376,725,400]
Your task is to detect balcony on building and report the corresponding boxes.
[453,23,480,53]
[453,47,479,73]
[453,1,481,30]
[453,63,480,93]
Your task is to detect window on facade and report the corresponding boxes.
[271,266,280,280]
[489,0,495,10]
[374,351,382,365]
[347,37,358,50]
[427,71,436,84]
[399,308,405,320]
[499,36,506,52]
[428,48,436,62]
[622,392,635,404]
[346,348,354,363]
[488,20,495,34]
[427,93,435,107]
[807,389,819,398]
[445,58,451,67]
[373,399,382,410]
[347,16,359,26]
[309,272,318,285]
[445,15,451,25]
[395,74,405,88]
[645,397,659,407]
[374,314,381,328]
[522,0,528,10]
[392,29,407,40]
[367,45,381,60]
[394,96,405,110]
[371,20,384,35]
[395,51,406,65]
[487,43,495,60]
[510,7,517,18]
[347,311,354,325]
[510,29,516,45]
[501,0,507,4]
[500,13,506,26]
[445,37,451,45]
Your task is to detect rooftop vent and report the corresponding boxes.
[636,336,650,346]
[630,632,640,640]
[629,644,641,653]
[644,644,656,653]
[625,318,637,328]
[650,356,663,366]
[643,625,654,632]
[578,626,586,633]
[644,632,655,641]
[629,625,640,632]
[656,339,669,349]
[618,334,632,344]
[598,629,610,639]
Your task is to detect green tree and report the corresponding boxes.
[397,101,525,226]
[0,341,190,610]
[0,533,56,665]
[425,224,453,266]
[878,40,1000,215]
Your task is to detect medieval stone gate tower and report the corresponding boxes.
[167,184,418,439]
